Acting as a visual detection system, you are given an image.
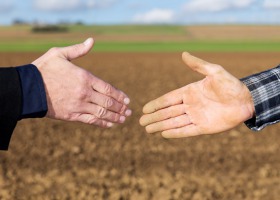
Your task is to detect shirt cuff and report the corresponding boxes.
[240,65,280,131]
[16,64,48,119]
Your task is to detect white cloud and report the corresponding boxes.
[34,0,82,11]
[184,0,255,12]
[33,0,116,12]
[263,0,280,9]
[0,1,14,13]
[87,0,117,8]
[133,9,175,24]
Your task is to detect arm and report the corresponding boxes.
[241,65,280,131]
[140,52,256,138]
[1,38,131,150]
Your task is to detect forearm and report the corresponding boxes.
[241,65,280,131]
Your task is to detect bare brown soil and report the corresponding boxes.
[186,26,280,41]
[0,52,280,199]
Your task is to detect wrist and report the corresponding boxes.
[16,64,48,119]
[243,83,255,121]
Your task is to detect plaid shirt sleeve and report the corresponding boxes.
[240,65,280,131]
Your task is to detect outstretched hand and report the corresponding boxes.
[140,52,255,138]
[33,38,131,128]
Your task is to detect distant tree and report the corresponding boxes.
[32,25,68,33]
[13,19,29,25]
[75,21,85,25]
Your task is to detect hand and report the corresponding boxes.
[32,38,131,128]
[140,52,255,138]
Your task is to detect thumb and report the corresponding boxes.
[61,38,94,61]
[182,52,219,76]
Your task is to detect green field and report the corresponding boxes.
[0,25,280,52]
[1,41,280,52]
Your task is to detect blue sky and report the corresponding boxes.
[0,0,280,25]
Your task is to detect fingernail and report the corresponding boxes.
[120,116,126,123]
[125,109,132,117]
[124,98,130,105]
[107,122,114,128]
[84,38,93,46]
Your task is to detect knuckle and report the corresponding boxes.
[88,117,98,125]
[104,84,113,95]
[77,71,92,88]
[119,105,127,114]
[49,47,59,55]
[72,45,79,53]
[78,70,90,81]
[104,97,114,108]
[73,44,85,56]
[211,64,223,73]
[116,91,124,102]
[97,107,107,118]
[78,87,89,100]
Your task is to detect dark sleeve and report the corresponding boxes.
[240,65,280,131]
[0,64,48,151]
[0,67,22,150]
[16,64,47,119]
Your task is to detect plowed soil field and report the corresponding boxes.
[0,52,280,200]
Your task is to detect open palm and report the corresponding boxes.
[140,52,255,138]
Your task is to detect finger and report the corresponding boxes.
[145,114,191,134]
[91,77,130,105]
[90,90,131,116]
[61,38,94,61]
[182,52,221,76]
[142,88,183,114]
[161,125,201,138]
[77,114,114,128]
[140,104,186,126]
[86,103,126,124]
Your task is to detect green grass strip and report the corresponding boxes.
[94,41,280,52]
